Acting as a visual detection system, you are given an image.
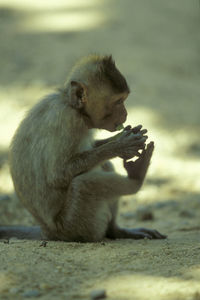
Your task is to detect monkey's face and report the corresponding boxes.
[100,92,128,132]
[85,91,128,132]
[69,80,129,132]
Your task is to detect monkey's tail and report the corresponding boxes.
[0,226,42,240]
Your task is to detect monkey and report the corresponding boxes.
[1,54,166,241]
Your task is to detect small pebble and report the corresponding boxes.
[10,287,20,294]
[181,220,190,225]
[154,200,178,209]
[3,239,9,244]
[90,289,106,299]
[9,237,23,244]
[39,283,52,290]
[23,289,41,298]
[179,210,195,218]
[121,212,135,219]
[0,194,10,202]
[128,250,138,256]
[136,208,154,221]
[39,240,48,247]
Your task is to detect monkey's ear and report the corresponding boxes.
[69,81,87,109]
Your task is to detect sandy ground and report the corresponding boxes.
[0,0,200,299]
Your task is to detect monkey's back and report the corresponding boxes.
[9,93,89,230]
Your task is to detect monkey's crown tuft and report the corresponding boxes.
[98,55,130,93]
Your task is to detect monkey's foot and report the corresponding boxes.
[123,227,167,239]
[108,227,167,240]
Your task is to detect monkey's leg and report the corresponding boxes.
[106,142,166,239]
[53,178,113,242]
[52,169,137,242]
[53,169,166,242]
[101,163,156,239]
[105,201,166,240]
[68,170,142,197]
[107,222,166,239]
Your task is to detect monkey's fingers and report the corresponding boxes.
[151,230,167,239]
[144,141,154,157]
[140,129,148,135]
[124,125,132,131]
[124,125,144,135]
[123,228,153,239]
[120,147,143,160]
[118,131,146,142]
[135,151,142,157]
[128,135,148,144]
[146,141,154,150]
[131,131,148,138]
[131,125,143,133]
[123,159,137,176]
[137,228,167,239]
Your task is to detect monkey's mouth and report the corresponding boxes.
[103,123,124,132]
[115,124,124,131]
[114,123,124,132]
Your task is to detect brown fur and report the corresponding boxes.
[5,54,166,241]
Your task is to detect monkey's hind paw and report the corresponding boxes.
[125,227,167,239]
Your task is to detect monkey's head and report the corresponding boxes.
[67,55,130,132]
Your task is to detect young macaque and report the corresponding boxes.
[2,55,166,241]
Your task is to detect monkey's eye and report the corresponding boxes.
[115,98,124,105]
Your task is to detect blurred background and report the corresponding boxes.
[0,0,200,230]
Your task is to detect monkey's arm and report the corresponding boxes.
[62,143,154,198]
[47,142,117,188]
[73,171,142,197]
[93,129,127,147]
[47,134,145,188]
[84,143,155,197]
[93,133,126,147]
[66,141,126,179]
[93,137,112,147]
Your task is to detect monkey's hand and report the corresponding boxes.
[93,125,145,148]
[114,127,148,160]
[123,142,154,180]
[124,124,144,134]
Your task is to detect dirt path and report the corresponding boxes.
[0,1,200,299]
